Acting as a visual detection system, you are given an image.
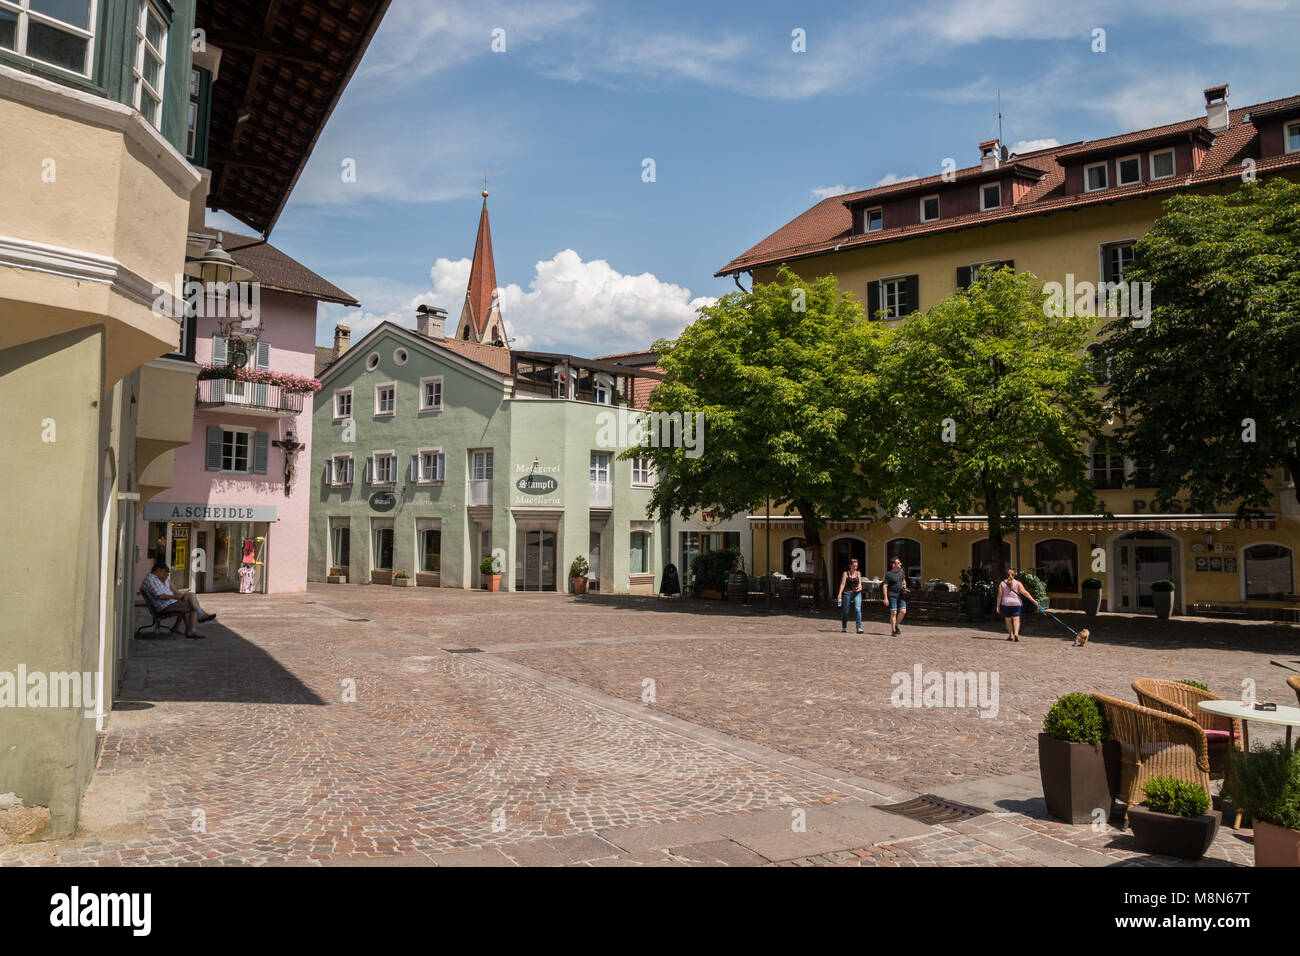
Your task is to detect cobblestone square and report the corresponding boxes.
[3,586,1295,867]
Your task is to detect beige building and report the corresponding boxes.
[0,0,389,839]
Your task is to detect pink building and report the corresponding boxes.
[136,232,357,594]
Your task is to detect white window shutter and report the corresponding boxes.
[365,456,373,484]
[210,334,227,400]
[1084,440,1095,480]
[437,452,446,481]
[256,340,271,369]
[346,458,354,484]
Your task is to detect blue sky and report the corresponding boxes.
[205,0,1300,357]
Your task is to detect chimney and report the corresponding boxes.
[979,139,1001,171]
[333,324,350,358]
[415,304,447,339]
[1204,83,1230,132]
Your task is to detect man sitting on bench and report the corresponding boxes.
[141,563,216,638]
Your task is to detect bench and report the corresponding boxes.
[898,588,962,621]
[135,583,185,638]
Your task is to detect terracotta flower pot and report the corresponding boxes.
[571,576,588,595]
[1128,805,1221,860]
[1253,819,1300,867]
[1038,732,1114,824]
[484,574,501,593]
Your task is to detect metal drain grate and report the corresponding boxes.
[874,794,987,824]
[442,647,483,654]
[345,618,370,622]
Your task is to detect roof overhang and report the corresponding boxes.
[512,350,666,379]
[1054,126,1216,165]
[842,164,1048,209]
[198,0,392,236]
[319,321,513,386]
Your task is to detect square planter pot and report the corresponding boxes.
[1153,590,1175,619]
[1038,733,1116,824]
[392,578,414,587]
[1082,588,1102,616]
[484,575,501,592]
[1253,819,1300,867]
[326,575,347,585]
[1127,805,1221,860]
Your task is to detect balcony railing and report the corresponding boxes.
[469,479,493,507]
[196,378,305,416]
[589,481,612,509]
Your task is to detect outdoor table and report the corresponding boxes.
[1198,699,1300,751]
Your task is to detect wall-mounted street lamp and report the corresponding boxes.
[184,233,255,364]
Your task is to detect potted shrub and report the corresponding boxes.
[1038,693,1120,824]
[1225,742,1300,866]
[327,567,348,585]
[690,548,741,599]
[392,569,414,588]
[1151,579,1176,619]
[569,555,590,595]
[1018,570,1049,610]
[1127,776,1221,860]
[959,567,994,621]
[1081,577,1103,616]
[479,555,502,592]
[1178,679,1209,691]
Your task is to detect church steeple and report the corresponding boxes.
[456,182,506,348]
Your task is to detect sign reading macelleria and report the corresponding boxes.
[142,503,278,521]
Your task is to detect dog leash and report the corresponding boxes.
[1037,605,1080,638]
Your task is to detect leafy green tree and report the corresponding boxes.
[637,267,887,588]
[1104,179,1300,515]
[879,267,1105,579]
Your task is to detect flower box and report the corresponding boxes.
[326,574,347,585]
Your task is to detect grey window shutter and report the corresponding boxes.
[326,458,335,484]
[210,334,227,401]
[205,426,223,470]
[253,340,271,407]
[411,454,419,481]
[905,275,920,315]
[346,458,354,484]
[437,452,446,481]
[866,280,880,319]
[252,431,269,474]
[956,266,972,289]
[365,457,372,484]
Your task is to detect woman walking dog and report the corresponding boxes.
[996,568,1039,642]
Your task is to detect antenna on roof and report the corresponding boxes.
[997,88,1003,146]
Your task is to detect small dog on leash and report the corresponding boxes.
[1073,628,1091,647]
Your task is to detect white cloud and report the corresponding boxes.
[810,184,861,200]
[319,251,714,357]
[874,172,919,186]
[1007,137,1060,155]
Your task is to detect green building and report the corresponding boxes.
[309,196,665,593]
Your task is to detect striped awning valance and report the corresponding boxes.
[915,516,1277,533]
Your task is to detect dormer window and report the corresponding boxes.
[980,183,1001,211]
[1149,148,1175,180]
[1084,162,1108,192]
[1285,122,1300,155]
[864,206,883,232]
[920,195,940,223]
[1117,155,1141,186]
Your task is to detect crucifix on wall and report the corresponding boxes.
[272,430,306,496]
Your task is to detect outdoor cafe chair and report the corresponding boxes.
[1132,678,1242,777]
[1092,693,1211,811]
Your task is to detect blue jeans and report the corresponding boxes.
[841,590,862,629]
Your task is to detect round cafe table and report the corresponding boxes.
[1198,699,1300,751]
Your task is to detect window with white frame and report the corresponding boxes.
[471,449,493,481]
[879,276,909,318]
[374,382,395,416]
[1286,122,1300,155]
[330,454,354,486]
[630,531,650,574]
[372,519,394,571]
[593,374,613,405]
[1091,439,1126,489]
[132,0,167,130]
[590,451,611,483]
[416,448,445,483]
[370,451,397,485]
[1101,241,1136,285]
[333,388,352,420]
[919,194,940,222]
[419,376,443,411]
[417,518,441,574]
[221,427,253,473]
[864,206,883,232]
[1084,162,1108,192]
[1116,154,1141,186]
[1149,148,1175,180]
[631,454,652,486]
[980,182,1001,211]
[0,0,97,76]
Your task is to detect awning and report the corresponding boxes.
[915,516,1276,533]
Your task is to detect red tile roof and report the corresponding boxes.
[716,95,1300,276]
[632,370,662,410]
[436,336,512,375]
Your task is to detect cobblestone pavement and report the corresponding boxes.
[2,586,1294,867]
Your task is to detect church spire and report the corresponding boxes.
[456,178,506,347]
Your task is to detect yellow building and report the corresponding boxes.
[718,85,1300,619]
[0,0,389,840]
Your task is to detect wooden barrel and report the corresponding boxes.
[726,571,748,602]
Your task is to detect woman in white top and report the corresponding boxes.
[996,568,1038,642]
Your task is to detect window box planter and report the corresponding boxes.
[1082,579,1103,617]
[416,572,440,588]
[326,573,348,585]
[1127,805,1221,860]
[392,575,414,587]
[371,570,393,585]
[1038,733,1120,824]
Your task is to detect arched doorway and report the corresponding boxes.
[885,537,922,589]
[1115,531,1180,613]
[830,536,867,587]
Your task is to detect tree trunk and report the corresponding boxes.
[984,481,1008,582]
[796,498,826,605]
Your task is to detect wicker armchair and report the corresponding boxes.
[1288,675,1300,706]
[1092,693,1211,808]
[1132,678,1242,776]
